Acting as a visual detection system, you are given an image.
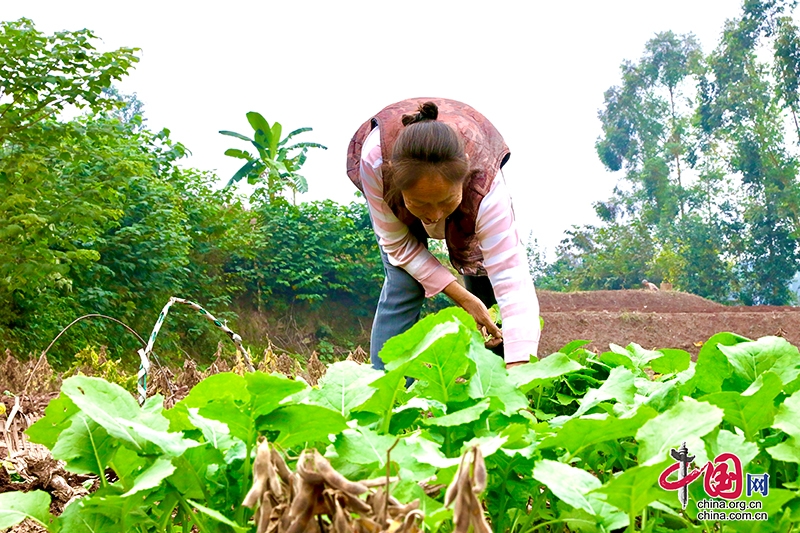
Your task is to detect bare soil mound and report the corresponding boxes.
[538,289,800,357]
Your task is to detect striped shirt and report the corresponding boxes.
[360,127,540,362]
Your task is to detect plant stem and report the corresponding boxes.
[235,440,253,524]
[178,494,212,533]
[530,518,580,531]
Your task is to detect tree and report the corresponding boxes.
[102,86,147,129]
[699,0,800,303]
[0,19,142,298]
[0,19,383,366]
[220,111,326,203]
[556,0,800,304]
[0,18,139,142]
[596,31,703,225]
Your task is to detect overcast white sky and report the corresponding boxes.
[4,1,754,258]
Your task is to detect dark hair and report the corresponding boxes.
[385,102,470,206]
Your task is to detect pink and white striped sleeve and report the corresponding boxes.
[476,172,541,363]
[360,127,457,297]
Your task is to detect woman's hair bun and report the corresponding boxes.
[401,101,439,126]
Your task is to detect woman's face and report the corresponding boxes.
[401,172,463,225]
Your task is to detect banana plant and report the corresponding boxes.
[220,111,326,202]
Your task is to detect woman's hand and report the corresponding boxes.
[443,281,503,342]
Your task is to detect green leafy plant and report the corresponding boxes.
[4,308,800,532]
[220,112,326,203]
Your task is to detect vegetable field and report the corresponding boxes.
[537,290,800,356]
[2,297,800,532]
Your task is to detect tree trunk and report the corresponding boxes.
[669,86,685,218]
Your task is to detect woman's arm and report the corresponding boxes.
[475,171,541,364]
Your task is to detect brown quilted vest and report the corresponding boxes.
[346,97,510,276]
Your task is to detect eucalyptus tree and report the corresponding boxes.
[589,31,737,300]
[558,0,800,304]
[698,0,800,304]
[596,31,703,225]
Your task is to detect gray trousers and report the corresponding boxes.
[370,246,502,370]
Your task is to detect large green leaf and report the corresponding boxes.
[0,491,51,530]
[701,371,782,439]
[719,336,800,390]
[559,505,629,533]
[50,413,118,476]
[570,366,636,419]
[176,372,292,447]
[60,376,197,457]
[121,457,175,497]
[223,148,251,160]
[269,122,282,155]
[279,127,313,146]
[109,446,148,491]
[422,398,491,427]
[766,438,800,463]
[466,343,529,414]
[245,371,307,417]
[226,158,260,187]
[592,460,671,517]
[635,377,681,413]
[218,129,253,142]
[636,397,724,465]
[559,340,592,354]
[259,404,347,448]
[182,374,252,408]
[611,343,663,370]
[332,426,397,467]
[404,331,472,405]
[693,332,749,393]
[55,492,148,532]
[704,429,760,469]
[78,493,174,532]
[25,393,79,448]
[169,445,225,500]
[773,389,800,440]
[649,348,691,374]
[509,352,584,392]
[352,360,415,431]
[539,405,658,455]
[372,309,476,406]
[307,361,382,416]
[246,112,270,139]
[532,459,602,514]
[196,400,253,445]
[331,427,453,482]
[379,307,472,369]
[186,409,240,453]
